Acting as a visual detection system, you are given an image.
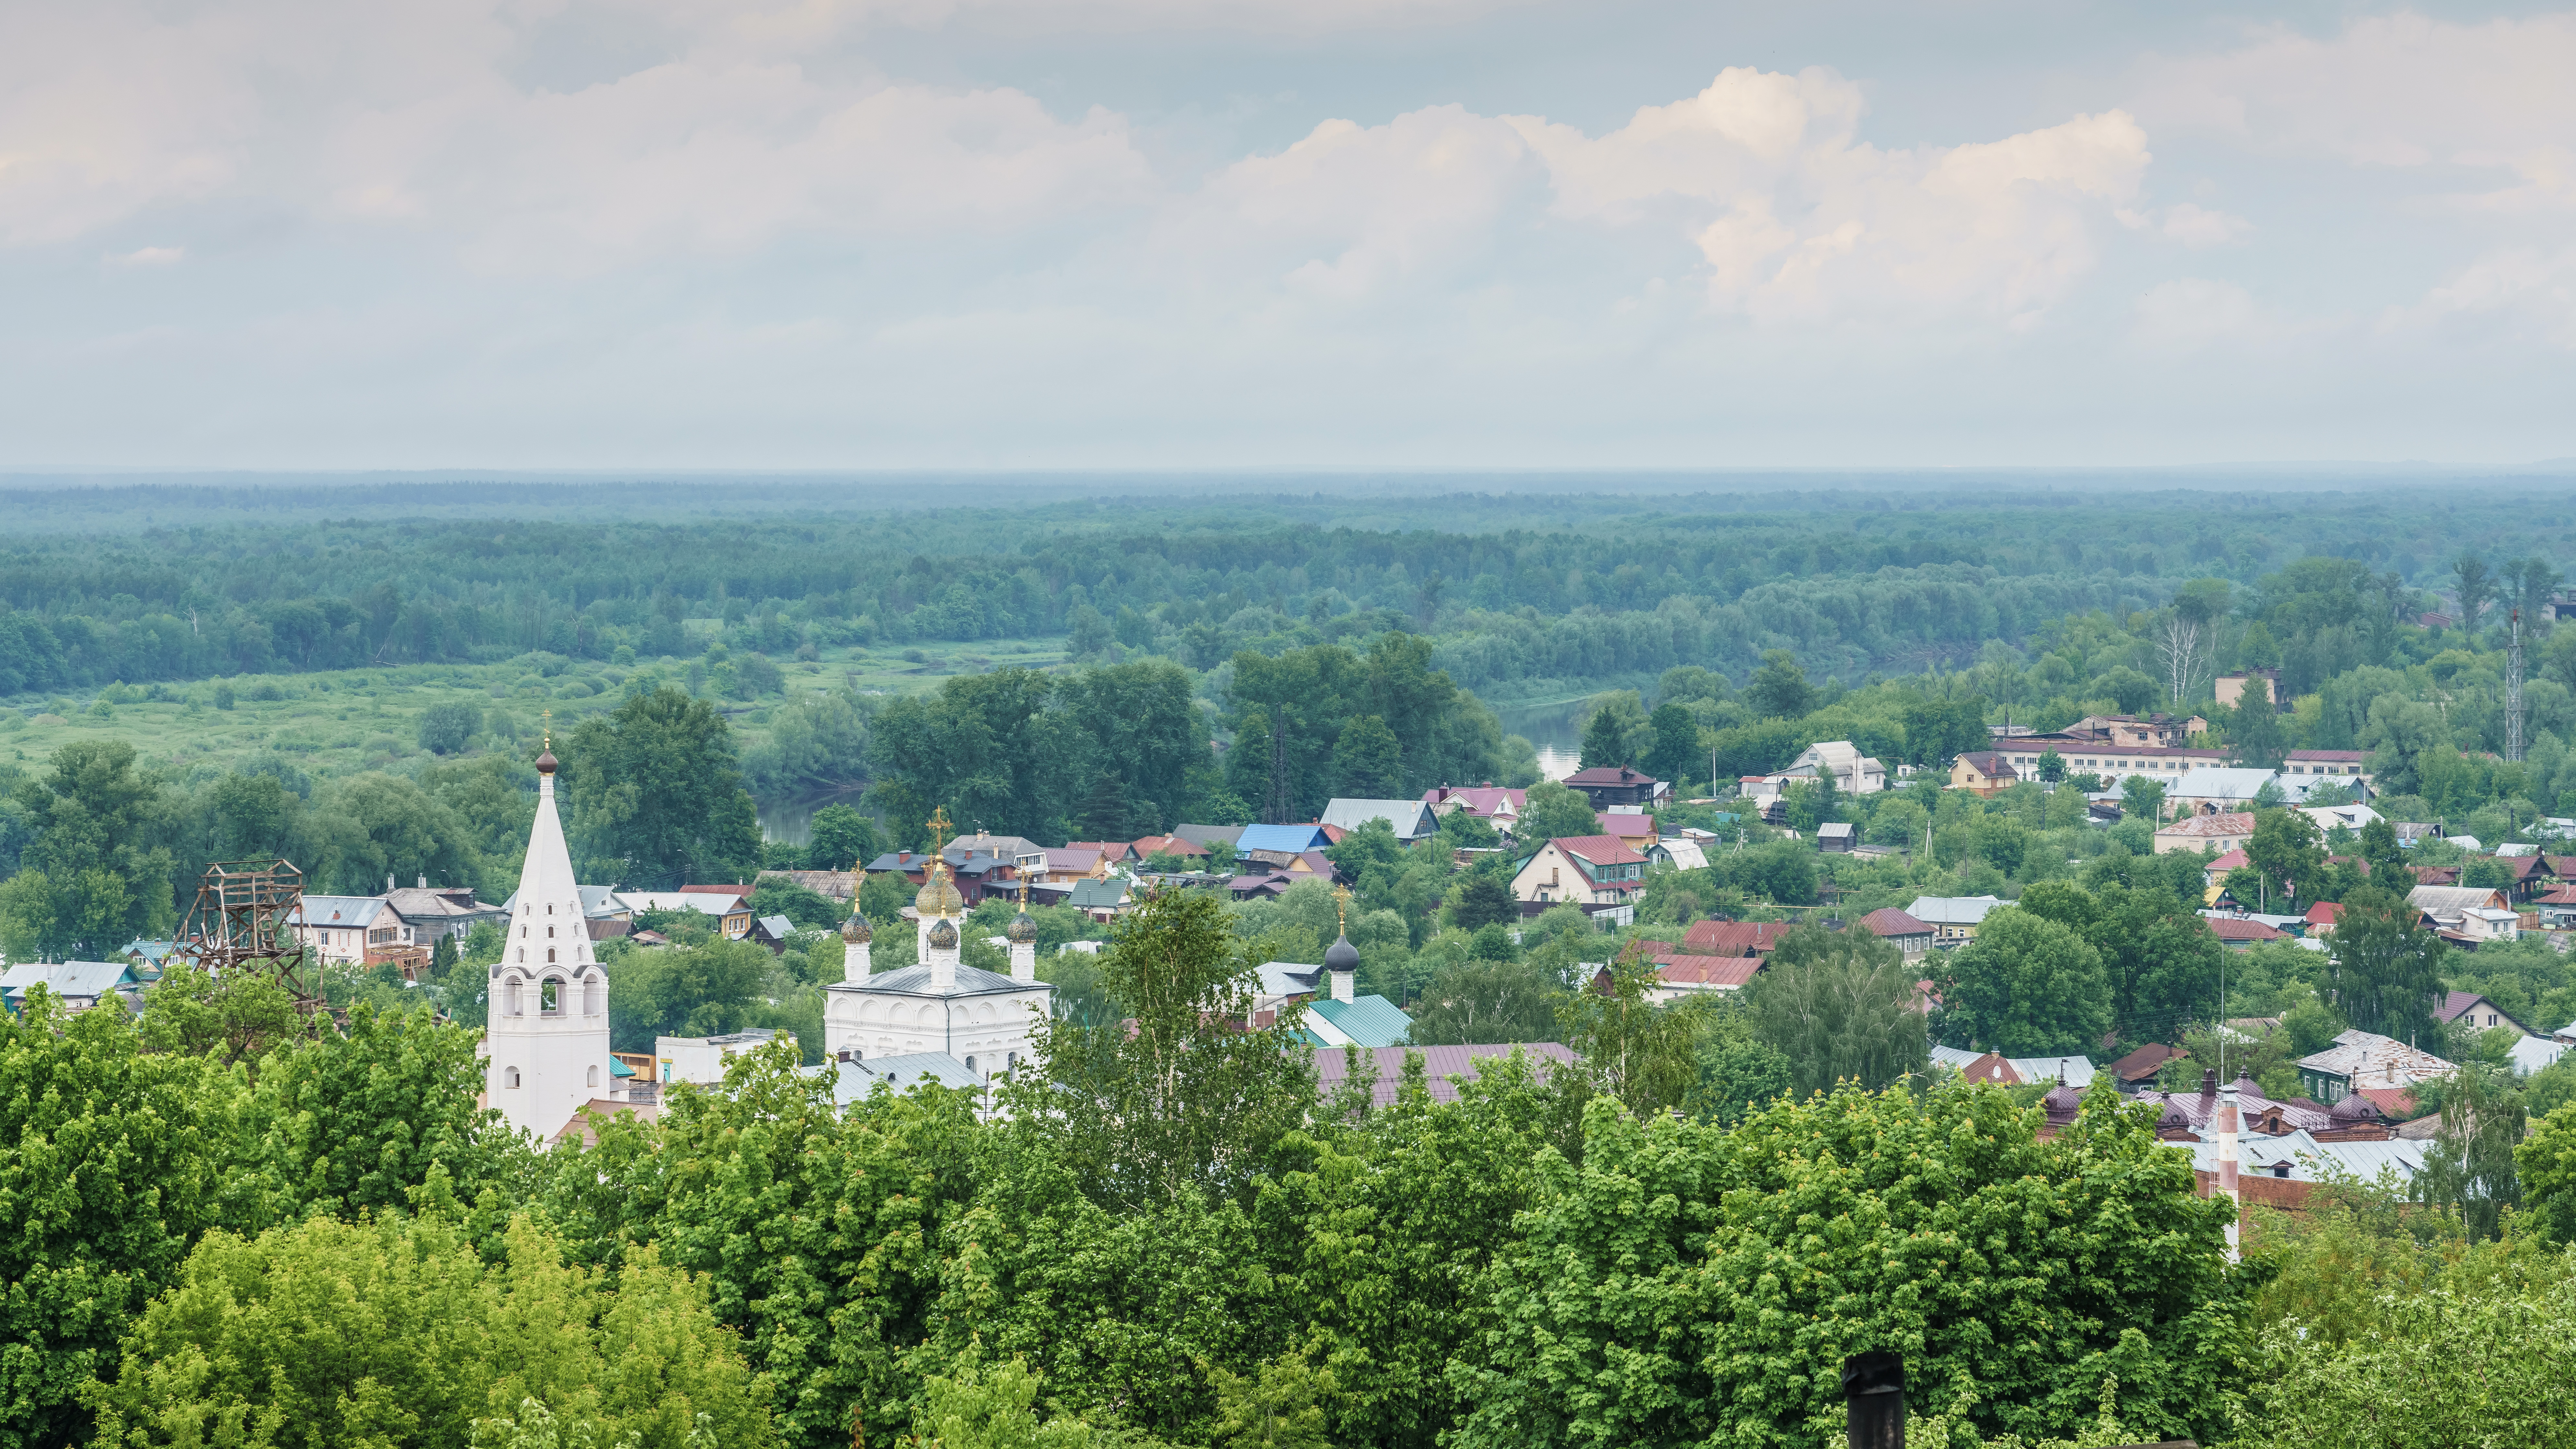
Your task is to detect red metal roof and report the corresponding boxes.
[2304,900,2345,925]
[2208,849,2250,871]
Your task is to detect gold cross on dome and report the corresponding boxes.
[541,708,552,751]
[925,806,952,857]
[1333,883,1351,933]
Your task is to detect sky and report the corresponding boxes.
[4,1,2573,470]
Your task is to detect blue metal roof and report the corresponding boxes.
[1237,823,1334,854]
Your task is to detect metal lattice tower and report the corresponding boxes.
[175,857,325,1014]
[2509,608,2526,763]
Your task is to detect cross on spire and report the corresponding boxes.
[926,806,953,858]
[1333,883,1351,935]
[541,708,552,752]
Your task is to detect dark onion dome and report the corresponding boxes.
[928,917,959,950]
[535,748,558,775]
[2042,1079,2086,1123]
[2329,1091,2385,1124]
[840,911,872,945]
[1324,933,1361,972]
[1007,909,1038,944]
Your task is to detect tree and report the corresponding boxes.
[2035,748,2066,784]
[2246,807,2327,903]
[559,687,763,890]
[417,699,482,755]
[1454,1086,2246,1449]
[1938,908,2113,1056]
[1074,773,1135,841]
[1516,780,1598,842]
[1448,874,1519,931]
[802,802,880,872]
[1004,887,1317,1210]
[1577,703,1630,770]
[2229,687,2288,770]
[84,1212,772,1449]
[1406,956,1565,1045]
[1744,924,1928,1097]
[2518,1102,2576,1244]
[1066,602,1113,658]
[1331,714,1404,798]
[1644,702,1700,786]
[2018,881,2222,1049]
[310,772,485,896]
[1747,650,1814,719]
[2321,886,2447,1042]
[1557,949,1697,1118]
[2411,1063,2525,1241]
[2452,551,2494,638]
[2121,773,2168,824]
[3,740,180,960]
[2357,815,2409,884]
[0,990,234,1449]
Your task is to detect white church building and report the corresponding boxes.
[482,742,618,1140]
[823,866,1053,1102]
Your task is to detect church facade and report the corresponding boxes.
[823,865,1053,1093]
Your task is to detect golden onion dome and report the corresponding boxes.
[839,911,872,945]
[927,917,960,951]
[1007,909,1038,944]
[914,860,963,917]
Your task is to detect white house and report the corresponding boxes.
[289,895,406,966]
[1785,740,1888,794]
[822,866,1053,1109]
[1510,835,1648,906]
[483,745,619,1141]
[1908,895,2003,944]
[655,1028,787,1087]
[2170,767,2277,814]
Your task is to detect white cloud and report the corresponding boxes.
[2396,247,2576,347]
[2119,201,2251,247]
[106,246,188,267]
[2140,12,2576,212]
[2133,277,2271,351]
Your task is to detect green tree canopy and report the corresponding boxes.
[1516,781,1598,842]
[1744,924,1928,1098]
[2321,885,2448,1042]
[560,688,762,890]
[1937,907,2113,1056]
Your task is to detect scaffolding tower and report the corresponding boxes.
[176,857,325,1014]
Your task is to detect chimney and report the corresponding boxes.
[418,874,428,889]
[386,872,395,892]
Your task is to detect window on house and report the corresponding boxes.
[588,1065,600,1088]
[546,948,557,964]
[541,978,559,1012]
[504,1066,520,1088]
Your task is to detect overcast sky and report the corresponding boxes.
[5,1,2572,470]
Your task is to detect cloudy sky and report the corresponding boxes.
[4,1,2572,469]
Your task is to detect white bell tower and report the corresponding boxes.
[484,730,614,1140]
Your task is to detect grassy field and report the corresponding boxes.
[0,630,1072,790]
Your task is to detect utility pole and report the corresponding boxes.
[2508,608,2526,763]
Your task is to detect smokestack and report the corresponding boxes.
[2217,1080,2242,1261]
[1842,1352,1903,1449]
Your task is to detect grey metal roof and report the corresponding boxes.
[2004,1054,2096,1088]
[810,1053,983,1103]
[2,960,137,1001]
[1312,1042,1578,1107]
[1321,798,1438,838]
[755,914,796,938]
[2181,1128,2427,1185]
[1909,895,2002,925]
[824,964,1048,999]
[291,895,389,927]
[1257,960,1326,997]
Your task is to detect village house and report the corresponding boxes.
[1,959,142,1016]
[1636,950,1764,1003]
[1683,919,1798,958]
[2435,990,2530,1039]
[2214,671,2280,711]
[2407,884,2519,945]
[1993,739,2229,786]
[2298,1029,2455,1105]
[1948,751,2018,796]
[1560,765,1669,810]
[1930,1047,2099,1088]
[1908,894,2003,944]
[1600,807,1659,852]
[1511,835,1648,907]
[1858,907,1934,960]
[1782,740,1888,794]
[2169,766,2277,815]
[2284,749,2373,792]
[1422,784,1525,832]
[1321,797,1441,842]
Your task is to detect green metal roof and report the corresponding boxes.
[1308,995,1414,1049]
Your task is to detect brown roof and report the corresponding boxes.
[2207,917,2288,942]
[552,1097,661,1147]
[1858,907,1932,937]
[756,869,858,900]
[2105,1042,2186,1082]
[2288,749,2368,762]
[2410,865,2461,885]
[1561,766,1661,787]
[2304,900,2345,925]
[1958,752,2015,776]
[1684,919,1796,956]
[2158,813,2256,840]
[1130,834,1208,857]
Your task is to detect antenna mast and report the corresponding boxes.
[2509,608,2526,763]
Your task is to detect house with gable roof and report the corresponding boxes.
[1511,835,1649,906]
